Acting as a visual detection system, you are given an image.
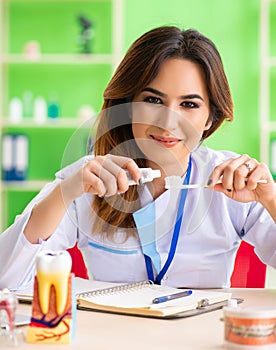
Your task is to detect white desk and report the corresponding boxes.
[2,289,276,350]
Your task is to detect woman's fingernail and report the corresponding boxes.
[226,189,232,192]
[207,179,213,186]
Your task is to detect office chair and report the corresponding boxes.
[230,240,266,288]
[68,240,267,287]
[67,244,89,279]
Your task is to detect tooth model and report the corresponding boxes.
[36,250,72,315]
[26,250,75,344]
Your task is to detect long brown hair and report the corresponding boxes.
[92,26,234,236]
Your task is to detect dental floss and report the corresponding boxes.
[127,168,161,185]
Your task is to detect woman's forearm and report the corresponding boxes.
[24,183,72,243]
[261,198,276,224]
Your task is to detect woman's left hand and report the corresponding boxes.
[208,154,276,207]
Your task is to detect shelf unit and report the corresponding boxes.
[0,0,124,231]
[260,0,276,287]
[259,0,276,174]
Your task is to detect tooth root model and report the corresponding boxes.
[26,250,76,344]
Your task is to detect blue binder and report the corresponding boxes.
[1,134,29,181]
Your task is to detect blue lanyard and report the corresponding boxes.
[144,157,192,284]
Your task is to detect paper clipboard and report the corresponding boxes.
[77,297,244,320]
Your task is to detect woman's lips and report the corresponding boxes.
[150,135,181,148]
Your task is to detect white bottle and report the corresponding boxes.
[34,96,47,124]
[9,97,23,124]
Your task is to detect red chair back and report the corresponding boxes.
[230,241,266,288]
[68,240,267,286]
[67,244,89,279]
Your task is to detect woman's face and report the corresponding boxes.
[132,58,211,172]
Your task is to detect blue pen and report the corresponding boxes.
[152,290,193,304]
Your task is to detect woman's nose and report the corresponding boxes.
[155,105,180,132]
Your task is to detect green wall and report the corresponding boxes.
[9,1,112,115]
[2,0,273,228]
[124,0,262,159]
[3,2,111,227]
[8,0,270,162]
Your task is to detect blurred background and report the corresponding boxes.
[0,0,275,285]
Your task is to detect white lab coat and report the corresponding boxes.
[0,145,276,291]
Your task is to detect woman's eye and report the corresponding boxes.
[144,96,162,104]
[182,101,198,108]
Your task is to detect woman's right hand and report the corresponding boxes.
[61,155,141,202]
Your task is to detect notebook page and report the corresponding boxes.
[80,284,192,309]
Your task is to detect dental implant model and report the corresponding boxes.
[0,288,22,346]
[26,250,75,344]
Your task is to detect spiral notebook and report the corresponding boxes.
[77,280,232,319]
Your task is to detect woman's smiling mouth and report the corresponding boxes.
[150,135,182,148]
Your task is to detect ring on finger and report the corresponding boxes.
[244,162,253,172]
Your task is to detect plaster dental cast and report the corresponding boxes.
[1,26,276,291]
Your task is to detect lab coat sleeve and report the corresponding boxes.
[0,156,90,291]
[243,202,276,268]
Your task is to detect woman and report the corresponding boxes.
[1,26,276,290]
